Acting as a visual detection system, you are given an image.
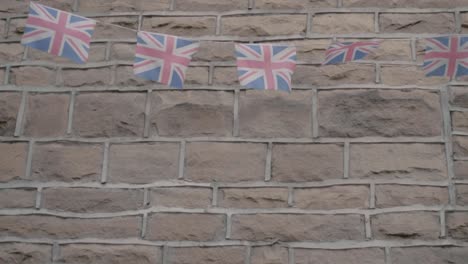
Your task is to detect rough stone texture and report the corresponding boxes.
[231,214,365,241]
[312,14,374,34]
[452,112,468,132]
[167,247,245,264]
[93,16,138,40]
[58,244,163,264]
[0,142,28,183]
[79,0,170,12]
[0,43,24,63]
[42,188,144,213]
[28,44,106,63]
[294,185,369,209]
[146,213,226,241]
[380,13,455,33]
[194,41,236,62]
[295,248,385,264]
[62,68,112,87]
[10,66,56,86]
[391,246,468,264]
[175,0,248,11]
[318,89,443,138]
[239,91,312,138]
[23,93,69,137]
[256,0,337,8]
[456,185,468,205]
[222,15,307,36]
[151,91,233,137]
[184,66,210,85]
[293,64,375,86]
[272,144,343,182]
[150,187,212,208]
[74,92,145,137]
[451,87,468,108]
[350,144,447,180]
[380,65,449,85]
[0,0,73,14]
[453,136,468,157]
[7,18,26,39]
[212,67,243,85]
[0,92,21,136]
[0,243,52,264]
[108,143,180,184]
[376,185,449,208]
[344,0,468,7]
[366,39,412,61]
[447,212,468,240]
[185,142,267,182]
[454,161,468,180]
[31,143,103,182]
[371,212,440,240]
[251,246,288,264]
[218,188,289,208]
[110,43,135,60]
[0,215,141,239]
[142,16,217,37]
[115,66,154,86]
[0,189,36,209]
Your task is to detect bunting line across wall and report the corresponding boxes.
[18,2,468,91]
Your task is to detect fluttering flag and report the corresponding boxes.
[133,31,200,89]
[423,36,468,79]
[235,43,296,92]
[21,2,96,64]
[322,41,380,65]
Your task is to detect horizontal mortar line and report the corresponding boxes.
[449,107,468,112]
[288,239,468,249]
[0,179,451,190]
[454,180,468,184]
[0,135,446,144]
[452,131,468,136]
[0,205,465,218]
[454,156,468,161]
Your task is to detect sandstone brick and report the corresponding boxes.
[294,185,369,209]
[167,247,245,264]
[256,0,337,8]
[312,14,374,34]
[361,39,412,61]
[108,143,180,184]
[212,67,239,85]
[231,214,365,241]
[380,13,455,33]
[151,91,233,137]
[194,41,236,62]
[454,136,468,157]
[23,93,69,137]
[79,0,170,12]
[452,112,468,133]
[0,43,24,63]
[62,67,111,87]
[218,188,288,208]
[175,0,248,11]
[460,13,468,34]
[239,90,312,138]
[0,68,4,84]
[31,142,103,182]
[380,65,448,86]
[295,248,385,264]
[451,87,468,108]
[454,161,468,180]
[0,243,52,264]
[10,66,56,86]
[7,18,26,39]
[115,66,153,86]
[110,43,134,61]
[28,43,106,63]
[0,215,140,239]
[251,246,288,264]
[0,189,36,209]
[376,185,448,208]
[186,142,266,182]
[285,39,330,62]
[371,212,440,240]
[150,187,212,208]
[447,212,468,240]
[350,144,447,180]
[344,0,468,7]
[0,0,73,14]
[142,16,216,37]
[73,92,145,137]
[0,92,21,136]
[42,188,144,213]
[272,144,343,182]
[222,15,307,36]
[185,66,210,85]
[318,89,443,137]
[93,16,138,40]
[0,142,28,182]
[456,185,468,206]
[0,20,5,38]
[146,213,225,241]
[293,64,375,86]
[58,244,162,264]
[391,246,468,264]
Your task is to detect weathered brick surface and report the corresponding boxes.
[0,189,36,209]
[454,161,468,180]
[79,0,170,12]
[371,212,440,240]
[212,67,239,85]
[175,0,248,11]
[446,212,468,240]
[256,0,337,8]
[194,42,236,62]
[142,16,217,37]
[0,92,21,136]
[0,142,28,182]
[146,213,226,241]
[456,185,468,205]
[452,112,468,132]
[0,243,52,264]
[344,0,468,7]
[28,44,106,63]
[391,246,468,264]
[293,64,375,86]
[380,65,448,85]
[295,248,385,264]
[0,43,24,63]
[313,13,374,34]
[166,247,245,264]
[10,66,56,86]
[350,144,447,180]
[1,0,73,14]
[451,87,468,108]
[93,16,138,40]
[251,246,288,264]
[453,136,468,157]
[294,185,369,209]
[218,188,289,208]
[375,185,449,208]
[62,67,112,87]
[380,13,455,33]
[231,214,365,241]
[115,65,154,86]
[150,187,212,208]
[222,15,307,36]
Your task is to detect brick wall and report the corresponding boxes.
[0,0,468,263]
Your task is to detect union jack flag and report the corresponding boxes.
[322,41,380,65]
[235,43,296,92]
[21,2,96,64]
[133,31,199,89]
[423,36,468,79]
